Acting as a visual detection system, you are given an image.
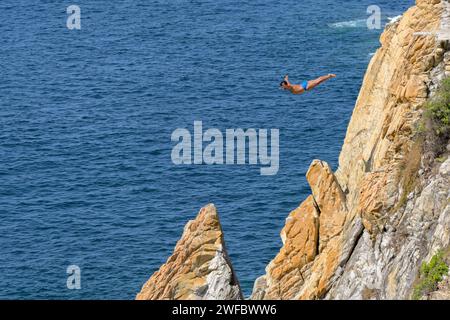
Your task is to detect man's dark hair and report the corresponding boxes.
[280,80,288,87]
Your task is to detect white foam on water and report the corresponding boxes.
[328,19,367,29]
[387,15,402,25]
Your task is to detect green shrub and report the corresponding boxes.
[396,79,449,211]
[412,250,449,300]
[424,77,450,138]
[436,156,447,163]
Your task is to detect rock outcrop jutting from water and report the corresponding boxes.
[136,204,243,300]
[138,0,450,300]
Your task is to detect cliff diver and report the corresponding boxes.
[280,74,336,95]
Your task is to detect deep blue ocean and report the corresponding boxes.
[0,0,413,299]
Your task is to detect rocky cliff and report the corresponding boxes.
[137,0,450,300]
[252,0,450,300]
[136,204,242,300]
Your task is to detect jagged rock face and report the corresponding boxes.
[136,204,242,300]
[252,0,450,300]
[255,195,319,300]
[327,158,450,300]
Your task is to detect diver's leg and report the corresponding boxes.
[307,74,336,90]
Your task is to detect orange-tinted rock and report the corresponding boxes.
[136,204,242,300]
[358,172,389,234]
[307,160,347,251]
[254,160,348,300]
[261,195,319,299]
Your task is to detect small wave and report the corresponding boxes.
[387,15,402,26]
[328,19,367,29]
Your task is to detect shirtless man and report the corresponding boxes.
[280,74,336,95]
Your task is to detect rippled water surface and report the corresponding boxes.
[0,0,413,299]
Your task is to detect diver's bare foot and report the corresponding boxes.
[328,74,336,78]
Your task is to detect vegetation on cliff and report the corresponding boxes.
[425,77,450,144]
[397,77,450,209]
[412,250,449,300]
[410,78,450,297]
